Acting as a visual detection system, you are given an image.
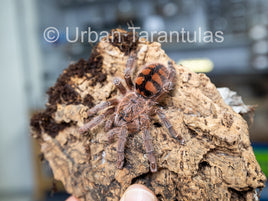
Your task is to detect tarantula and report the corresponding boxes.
[79,52,184,172]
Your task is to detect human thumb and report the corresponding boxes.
[120,184,157,201]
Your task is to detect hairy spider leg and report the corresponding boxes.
[126,118,140,133]
[79,108,115,133]
[117,125,128,169]
[124,51,137,90]
[157,109,185,145]
[140,115,157,172]
[83,76,126,132]
[104,114,116,132]
[168,61,176,81]
[107,127,121,143]
[163,61,176,92]
[113,78,127,95]
[87,98,118,117]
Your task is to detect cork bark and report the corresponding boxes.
[31,29,266,201]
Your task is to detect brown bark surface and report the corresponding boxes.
[31,29,266,201]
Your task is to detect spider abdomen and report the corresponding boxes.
[135,63,169,98]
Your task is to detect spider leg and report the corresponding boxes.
[79,107,114,133]
[141,115,157,172]
[104,114,115,132]
[156,109,185,145]
[163,61,176,92]
[113,78,127,95]
[107,127,120,143]
[87,98,118,117]
[117,125,128,169]
[167,61,176,80]
[124,51,137,90]
[127,119,140,133]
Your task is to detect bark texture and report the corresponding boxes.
[31,29,266,201]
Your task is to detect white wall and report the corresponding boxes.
[0,0,42,198]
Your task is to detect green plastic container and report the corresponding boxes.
[253,144,268,178]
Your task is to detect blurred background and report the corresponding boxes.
[0,0,267,200]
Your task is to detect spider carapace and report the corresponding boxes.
[79,52,185,172]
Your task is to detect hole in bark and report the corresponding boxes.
[131,172,151,186]
[156,194,163,200]
[189,128,198,137]
[228,187,248,201]
[153,122,162,128]
[83,94,94,108]
[198,161,210,171]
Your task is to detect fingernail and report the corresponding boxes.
[121,186,156,201]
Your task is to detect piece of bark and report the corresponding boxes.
[31,29,266,201]
[217,87,254,114]
[217,87,256,127]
